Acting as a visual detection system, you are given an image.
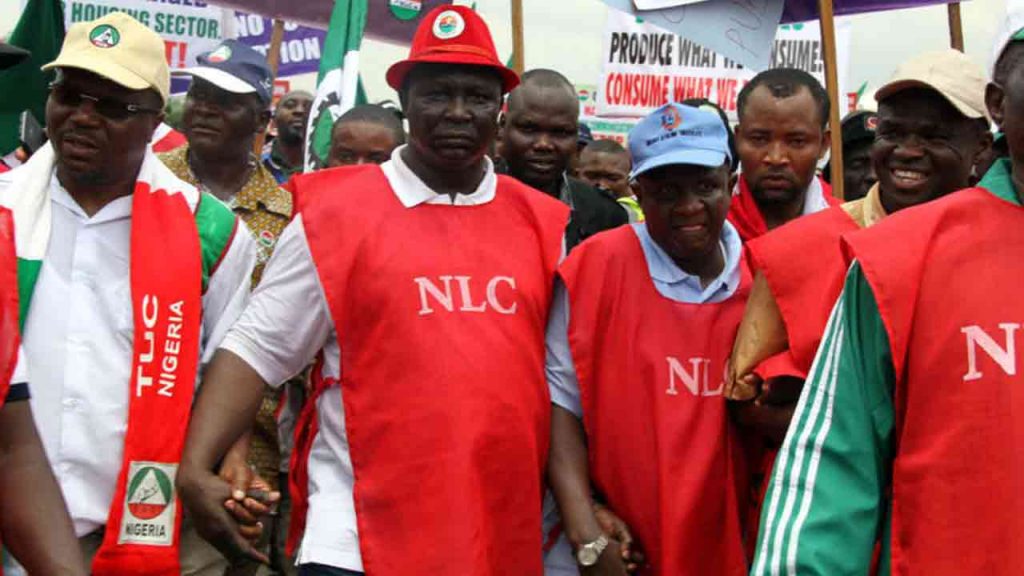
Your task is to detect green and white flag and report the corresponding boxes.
[305,0,369,171]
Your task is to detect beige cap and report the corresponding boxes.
[42,12,170,104]
[874,50,989,121]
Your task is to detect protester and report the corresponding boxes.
[264,90,312,184]
[729,52,991,551]
[178,6,569,576]
[730,68,837,241]
[548,103,750,575]
[576,139,643,222]
[159,38,293,573]
[0,40,87,576]
[500,68,628,250]
[326,103,406,167]
[823,110,878,201]
[749,40,1018,574]
[0,13,258,575]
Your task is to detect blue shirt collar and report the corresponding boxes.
[632,220,742,304]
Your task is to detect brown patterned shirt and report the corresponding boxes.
[159,145,293,488]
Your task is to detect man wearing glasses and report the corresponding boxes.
[0,13,257,575]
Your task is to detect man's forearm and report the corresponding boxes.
[0,402,87,575]
[548,405,603,546]
[183,349,269,473]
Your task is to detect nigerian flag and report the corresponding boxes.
[305,0,369,171]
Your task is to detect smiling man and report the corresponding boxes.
[749,33,1024,573]
[548,103,751,576]
[177,6,569,576]
[500,69,627,251]
[729,52,990,547]
[729,68,838,241]
[0,13,257,575]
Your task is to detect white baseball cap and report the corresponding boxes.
[875,50,989,120]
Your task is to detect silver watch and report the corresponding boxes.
[576,534,609,567]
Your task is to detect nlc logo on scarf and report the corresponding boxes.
[119,462,177,546]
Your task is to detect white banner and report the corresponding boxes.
[64,0,234,75]
[597,11,851,121]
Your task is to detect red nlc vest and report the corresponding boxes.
[0,207,16,405]
[843,187,1024,575]
[747,205,860,380]
[295,165,568,576]
[560,226,751,576]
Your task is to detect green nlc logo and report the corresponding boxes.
[127,466,173,520]
[89,24,121,48]
[389,0,423,21]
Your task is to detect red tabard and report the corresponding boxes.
[843,187,1024,575]
[559,226,751,576]
[295,165,568,576]
[746,205,860,380]
[0,207,17,405]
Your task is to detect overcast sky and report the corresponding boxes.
[1,0,1008,104]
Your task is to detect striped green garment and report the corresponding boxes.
[751,161,1023,575]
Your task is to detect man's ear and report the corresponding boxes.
[256,108,272,136]
[987,82,1006,130]
[819,127,832,161]
[148,112,166,138]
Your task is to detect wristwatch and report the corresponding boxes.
[576,534,610,567]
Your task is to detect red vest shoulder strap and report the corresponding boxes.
[841,187,991,380]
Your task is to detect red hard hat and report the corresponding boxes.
[385,5,519,94]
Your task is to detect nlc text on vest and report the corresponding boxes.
[666,357,724,396]
[415,275,518,316]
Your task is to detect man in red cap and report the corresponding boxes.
[178,6,568,576]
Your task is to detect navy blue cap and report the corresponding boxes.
[629,103,731,179]
[578,122,594,147]
[173,39,273,106]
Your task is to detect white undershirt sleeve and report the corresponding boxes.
[219,215,333,388]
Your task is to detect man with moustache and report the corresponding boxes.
[750,41,1019,574]
[177,6,568,576]
[500,69,627,251]
[264,90,313,184]
[729,68,838,242]
[0,13,257,575]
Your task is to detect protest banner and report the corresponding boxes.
[596,9,851,121]
[235,13,325,77]
[63,0,233,92]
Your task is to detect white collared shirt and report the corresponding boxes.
[1,169,256,536]
[220,146,501,571]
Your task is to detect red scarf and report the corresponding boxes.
[728,176,837,242]
[89,183,202,575]
[0,207,17,406]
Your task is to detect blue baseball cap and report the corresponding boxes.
[629,103,731,179]
[173,39,273,106]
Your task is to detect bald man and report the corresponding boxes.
[265,90,313,184]
[499,69,627,251]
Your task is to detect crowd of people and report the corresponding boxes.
[0,3,1021,575]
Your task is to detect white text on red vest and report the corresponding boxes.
[415,276,518,316]
[666,356,724,396]
[962,323,1019,381]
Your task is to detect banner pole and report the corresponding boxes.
[947,3,964,51]
[254,18,286,156]
[511,0,525,74]
[818,0,844,200]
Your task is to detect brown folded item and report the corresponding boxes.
[726,272,788,401]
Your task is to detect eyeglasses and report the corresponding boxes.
[48,82,163,121]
